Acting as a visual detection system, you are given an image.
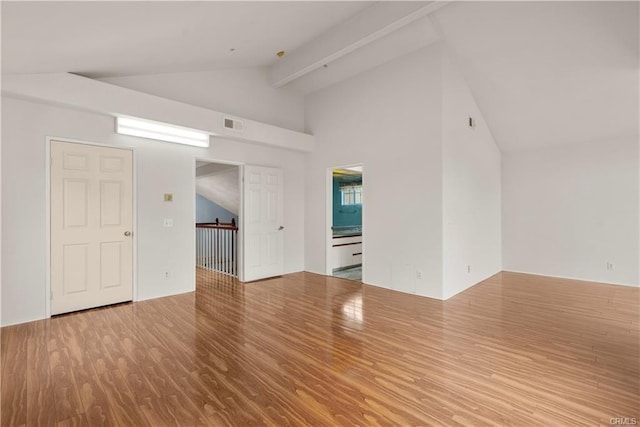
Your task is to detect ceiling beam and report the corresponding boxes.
[269,1,448,88]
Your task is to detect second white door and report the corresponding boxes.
[243,165,284,281]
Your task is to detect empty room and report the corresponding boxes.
[1,1,638,426]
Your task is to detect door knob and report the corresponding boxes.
[124,231,132,236]
[278,226,284,231]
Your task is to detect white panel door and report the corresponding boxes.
[243,165,284,282]
[51,140,133,315]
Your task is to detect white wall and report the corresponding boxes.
[441,54,502,299]
[3,73,313,152]
[0,92,2,325]
[502,138,639,287]
[1,96,306,326]
[305,45,444,299]
[101,68,305,132]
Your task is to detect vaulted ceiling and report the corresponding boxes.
[1,1,370,77]
[433,1,638,151]
[2,1,637,152]
[196,163,240,215]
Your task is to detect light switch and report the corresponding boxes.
[164,193,173,202]
[163,218,173,227]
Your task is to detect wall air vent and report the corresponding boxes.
[223,117,245,132]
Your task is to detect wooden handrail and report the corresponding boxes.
[196,223,238,230]
[196,217,237,230]
[196,218,238,277]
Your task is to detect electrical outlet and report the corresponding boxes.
[163,218,173,228]
[416,270,422,279]
[467,265,471,273]
[606,262,615,271]
[165,271,170,279]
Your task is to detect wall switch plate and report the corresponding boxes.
[163,218,173,227]
[164,193,173,202]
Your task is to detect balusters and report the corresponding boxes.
[195,222,238,277]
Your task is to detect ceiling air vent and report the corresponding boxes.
[223,117,244,132]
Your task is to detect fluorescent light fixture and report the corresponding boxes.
[116,116,210,147]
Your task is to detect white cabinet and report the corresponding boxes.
[330,235,362,270]
[340,243,362,266]
[329,245,341,270]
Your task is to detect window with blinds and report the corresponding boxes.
[340,184,362,205]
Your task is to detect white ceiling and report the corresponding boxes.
[1,1,370,77]
[432,1,639,151]
[2,1,637,152]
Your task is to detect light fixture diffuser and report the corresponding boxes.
[116,117,210,147]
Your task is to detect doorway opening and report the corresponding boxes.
[195,160,240,278]
[327,164,363,282]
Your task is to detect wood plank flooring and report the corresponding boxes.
[1,270,638,426]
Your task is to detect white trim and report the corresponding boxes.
[45,138,51,318]
[132,149,138,301]
[325,167,333,276]
[45,136,138,318]
[501,269,639,289]
[238,165,245,282]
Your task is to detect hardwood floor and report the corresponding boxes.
[1,270,638,426]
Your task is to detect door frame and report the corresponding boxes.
[45,136,138,318]
[193,157,245,282]
[325,163,365,277]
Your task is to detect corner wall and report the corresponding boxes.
[441,54,502,299]
[502,138,639,286]
[305,45,444,299]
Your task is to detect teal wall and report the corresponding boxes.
[333,176,362,228]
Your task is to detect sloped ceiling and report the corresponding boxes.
[196,164,239,215]
[1,1,370,77]
[431,1,639,151]
[2,1,636,153]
